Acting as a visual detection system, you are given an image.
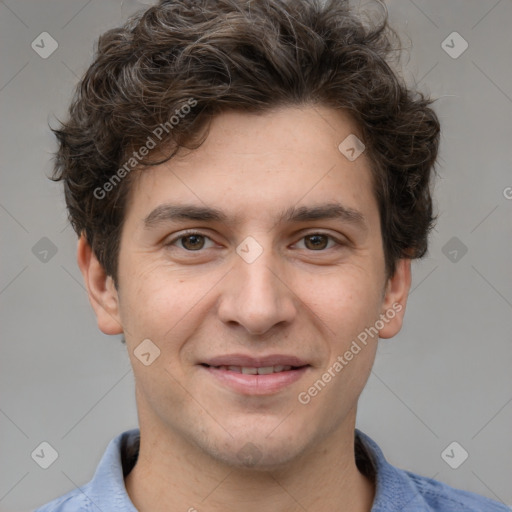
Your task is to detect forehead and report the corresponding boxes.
[125,105,378,230]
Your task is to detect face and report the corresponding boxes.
[82,105,410,469]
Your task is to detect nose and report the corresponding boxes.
[217,242,298,336]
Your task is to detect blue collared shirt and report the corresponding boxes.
[35,428,510,511]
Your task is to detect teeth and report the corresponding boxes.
[213,365,297,374]
[257,366,274,375]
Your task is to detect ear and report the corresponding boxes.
[76,234,123,335]
[378,258,411,339]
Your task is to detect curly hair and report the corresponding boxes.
[51,0,440,283]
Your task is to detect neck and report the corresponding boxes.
[125,409,375,512]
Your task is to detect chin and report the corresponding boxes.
[216,446,302,471]
[201,430,312,471]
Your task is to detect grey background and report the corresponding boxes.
[1,0,511,510]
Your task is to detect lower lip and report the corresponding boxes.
[201,365,309,395]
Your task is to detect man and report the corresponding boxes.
[36,0,509,510]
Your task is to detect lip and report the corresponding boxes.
[199,354,310,396]
[201,354,309,368]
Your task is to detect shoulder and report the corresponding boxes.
[33,487,92,511]
[33,429,140,512]
[355,429,510,512]
[404,469,511,511]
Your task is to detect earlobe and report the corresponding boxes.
[378,259,412,339]
[76,234,123,335]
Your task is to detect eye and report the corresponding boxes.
[294,233,342,251]
[165,231,344,253]
[166,231,215,251]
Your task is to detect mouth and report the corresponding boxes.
[199,355,311,395]
[201,363,306,374]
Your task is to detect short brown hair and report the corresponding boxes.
[51,0,440,283]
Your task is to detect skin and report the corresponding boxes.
[78,105,411,512]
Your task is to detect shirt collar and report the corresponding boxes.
[356,428,431,510]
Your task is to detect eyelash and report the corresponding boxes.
[165,230,346,252]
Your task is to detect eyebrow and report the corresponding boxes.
[143,202,367,230]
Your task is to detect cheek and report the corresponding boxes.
[117,258,222,361]
[117,259,180,338]
[296,265,383,400]
[296,270,381,412]
[298,265,384,335]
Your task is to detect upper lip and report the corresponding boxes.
[201,354,309,368]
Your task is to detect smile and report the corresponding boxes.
[202,364,301,374]
[200,362,310,395]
